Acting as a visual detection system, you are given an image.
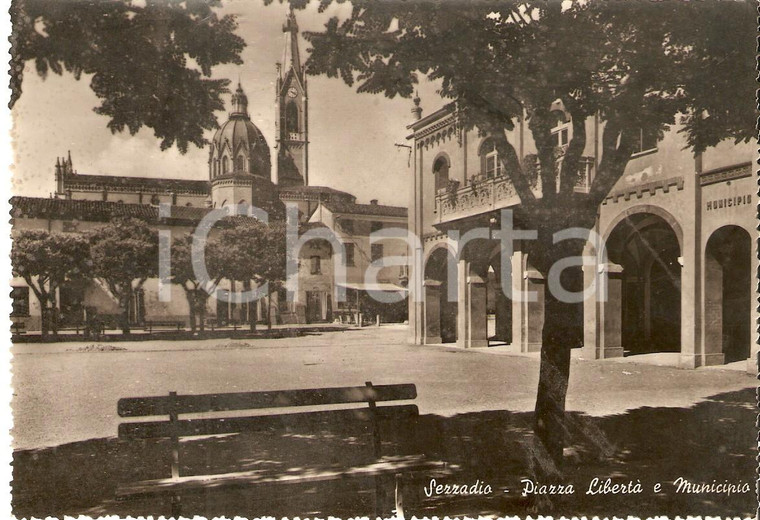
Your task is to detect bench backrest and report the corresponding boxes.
[118,382,418,444]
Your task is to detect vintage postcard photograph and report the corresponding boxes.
[6,0,757,518]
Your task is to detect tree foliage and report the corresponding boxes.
[302,0,754,231]
[11,229,91,335]
[171,233,225,332]
[10,0,245,152]
[296,0,756,475]
[217,218,288,329]
[89,217,158,333]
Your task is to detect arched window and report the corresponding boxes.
[286,102,299,135]
[238,199,249,215]
[222,156,229,174]
[236,154,246,172]
[433,156,450,192]
[479,138,502,178]
[213,160,218,177]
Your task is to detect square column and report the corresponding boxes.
[456,259,489,348]
[581,264,598,360]
[701,255,725,366]
[748,243,759,374]
[494,287,511,343]
[423,279,442,344]
[521,269,544,353]
[597,263,624,359]
[511,251,525,348]
[466,273,489,348]
[679,231,700,369]
[456,258,468,347]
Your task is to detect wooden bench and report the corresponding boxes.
[116,382,451,517]
[203,318,218,331]
[10,321,26,335]
[143,320,184,333]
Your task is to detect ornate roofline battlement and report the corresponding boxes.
[602,177,685,205]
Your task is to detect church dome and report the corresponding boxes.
[209,83,271,180]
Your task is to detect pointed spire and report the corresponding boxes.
[281,7,303,80]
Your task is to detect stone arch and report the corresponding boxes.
[704,225,751,364]
[484,244,512,344]
[602,204,684,253]
[606,211,682,356]
[423,245,458,344]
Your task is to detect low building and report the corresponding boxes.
[308,200,409,324]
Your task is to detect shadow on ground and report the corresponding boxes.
[12,388,755,518]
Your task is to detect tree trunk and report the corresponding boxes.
[48,286,59,337]
[243,280,256,332]
[181,288,197,333]
[198,296,207,332]
[533,285,574,473]
[528,216,591,477]
[267,290,273,330]
[40,304,50,337]
[119,288,132,335]
[189,298,197,333]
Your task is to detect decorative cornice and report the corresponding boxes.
[423,232,447,245]
[602,176,684,205]
[211,177,254,188]
[699,162,752,186]
[63,183,209,196]
[415,114,459,147]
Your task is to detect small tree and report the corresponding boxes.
[11,229,90,335]
[256,221,287,329]
[171,233,225,333]
[217,219,287,330]
[89,218,158,334]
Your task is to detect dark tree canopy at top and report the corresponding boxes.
[10,0,246,153]
[300,0,754,157]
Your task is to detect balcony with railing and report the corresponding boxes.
[433,156,595,225]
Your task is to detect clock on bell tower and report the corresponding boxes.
[274,8,308,187]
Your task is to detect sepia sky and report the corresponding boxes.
[10,0,443,207]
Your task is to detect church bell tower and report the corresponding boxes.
[275,8,308,187]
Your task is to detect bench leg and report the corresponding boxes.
[170,493,181,518]
[395,473,405,520]
[373,475,384,519]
